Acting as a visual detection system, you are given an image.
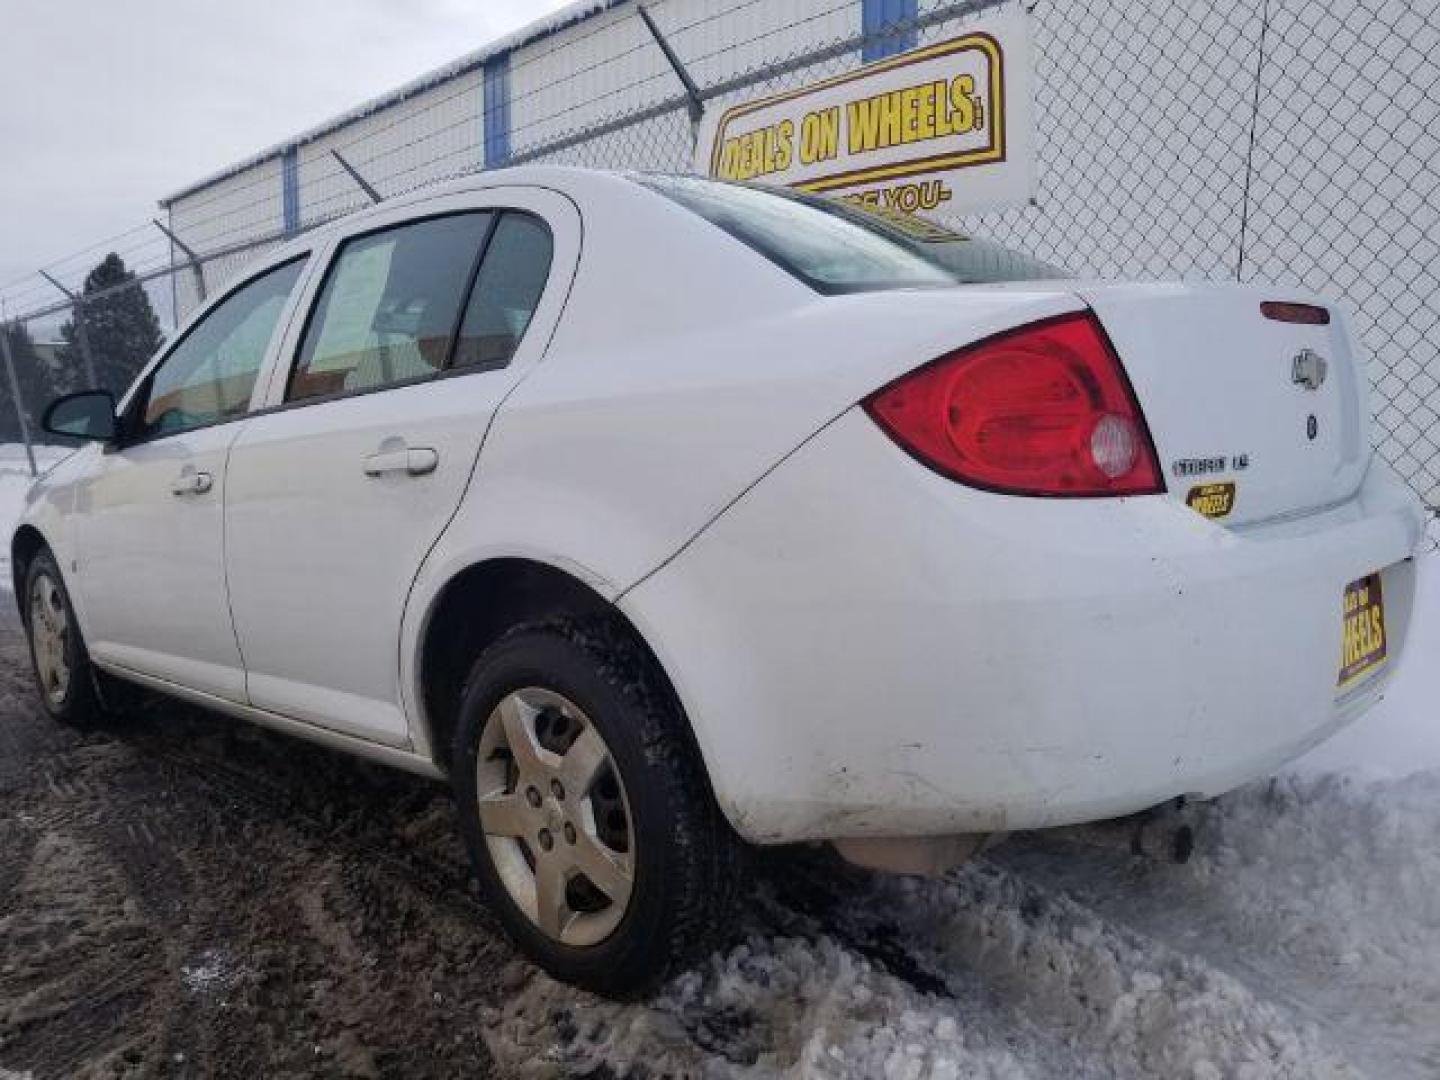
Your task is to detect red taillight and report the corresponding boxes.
[1261,301,1330,325]
[863,312,1164,497]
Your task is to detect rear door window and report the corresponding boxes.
[452,213,554,371]
[288,213,493,402]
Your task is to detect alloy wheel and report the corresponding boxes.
[29,573,71,706]
[475,687,636,946]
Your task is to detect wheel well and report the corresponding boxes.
[11,526,46,607]
[420,559,663,774]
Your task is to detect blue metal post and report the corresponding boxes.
[862,0,919,62]
[484,55,512,168]
[281,146,300,236]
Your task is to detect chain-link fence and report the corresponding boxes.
[1,0,1436,534]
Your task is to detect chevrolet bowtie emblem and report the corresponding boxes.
[1292,348,1328,391]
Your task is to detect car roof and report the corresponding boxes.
[262,165,638,263]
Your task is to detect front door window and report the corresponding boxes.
[139,258,306,438]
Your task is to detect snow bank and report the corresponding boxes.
[1191,772,1440,1029]
[485,933,1034,1078]
[486,769,1440,1076]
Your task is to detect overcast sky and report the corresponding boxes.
[0,0,572,309]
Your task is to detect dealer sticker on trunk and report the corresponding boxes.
[1186,482,1236,519]
[1338,573,1387,690]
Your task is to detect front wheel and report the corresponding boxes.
[452,619,744,998]
[23,548,104,728]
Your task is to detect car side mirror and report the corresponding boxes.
[42,390,118,442]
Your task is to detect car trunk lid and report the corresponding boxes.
[1075,282,1370,525]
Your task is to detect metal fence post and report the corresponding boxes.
[0,324,39,477]
[637,4,706,146]
[38,271,100,388]
[330,150,383,204]
[151,217,207,304]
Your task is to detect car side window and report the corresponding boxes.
[139,258,306,438]
[288,212,493,402]
[452,213,554,371]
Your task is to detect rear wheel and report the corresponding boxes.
[452,619,743,998]
[23,548,104,728]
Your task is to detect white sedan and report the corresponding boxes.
[14,167,1424,996]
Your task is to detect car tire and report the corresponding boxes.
[452,617,745,998]
[22,547,106,729]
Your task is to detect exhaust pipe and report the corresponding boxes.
[1052,797,1200,865]
[1130,804,1196,864]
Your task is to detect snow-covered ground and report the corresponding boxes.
[485,773,1440,1078]
[485,761,1440,1077]
[0,443,1433,1076]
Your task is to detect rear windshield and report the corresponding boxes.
[635,174,1062,294]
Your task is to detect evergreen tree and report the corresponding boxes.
[57,254,164,396]
[0,321,66,444]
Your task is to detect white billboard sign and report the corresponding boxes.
[695,8,1034,215]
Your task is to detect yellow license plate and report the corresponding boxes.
[1338,573,1387,690]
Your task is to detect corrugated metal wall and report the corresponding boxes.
[163,0,877,267]
[169,156,285,259]
[296,68,488,228]
[509,5,667,156]
[658,0,857,88]
[168,156,285,315]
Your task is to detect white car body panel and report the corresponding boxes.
[1072,282,1370,523]
[622,408,1423,841]
[424,288,1085,601]
[46,243,316,702]
[16,448,86,613]
[13,166,1427,848]
[225,188,581,746]
[55,257,314,703]
[78,426,249,700]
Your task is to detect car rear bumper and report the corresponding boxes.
[622,408,1426,844]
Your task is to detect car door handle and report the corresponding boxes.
[362,445,438,477]
[170,470,213,496]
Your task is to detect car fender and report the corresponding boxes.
[398,537,620,763]
[11,445,92,624]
